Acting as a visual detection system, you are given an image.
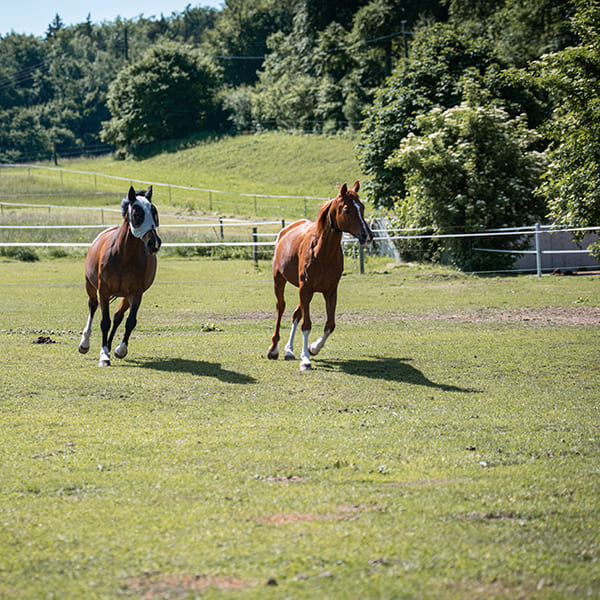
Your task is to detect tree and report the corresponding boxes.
[534,0,600,258]
[356,23,499,210]
[489,0,577,67]
[0,34,48,108]
[101,43,221,149]
[297,0,369,36]
[356,20,548,211]
[205,0,296,88]
[352,0,447,77]
[0,106,50,163]
[46,14,65,39]
[387,85,547,270]
[250,31,318,131]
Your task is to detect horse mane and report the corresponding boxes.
[315,198,336,236]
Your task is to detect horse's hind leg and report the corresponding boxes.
[114,295,142,360]
[268,274,287,360]
[109,298,130,359]
[309,289,337,357]
[78,282,98,354]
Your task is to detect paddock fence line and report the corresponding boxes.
[377,222,600,276]
[1,164,598,275]
[1,215,598,275]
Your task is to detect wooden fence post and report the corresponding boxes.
[535,223,542,278]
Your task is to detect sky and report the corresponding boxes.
[1,0,224,38]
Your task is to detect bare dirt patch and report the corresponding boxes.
[122,573,251,599]
[430,306,600,326]
[340,305,600,327]
[174,305,600,327]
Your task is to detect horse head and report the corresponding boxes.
[121,186,162,254]
[328,181,373,245]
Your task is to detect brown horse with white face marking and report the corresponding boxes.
[78,186,161,366]
[267,181,372,370]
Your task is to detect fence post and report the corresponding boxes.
[535,222,542,278]
[219,217,224,240]
[252,227,258,266]
[359,243,365,274]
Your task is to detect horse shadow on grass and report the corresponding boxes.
[132,358,257,384]
[317,357,477,393]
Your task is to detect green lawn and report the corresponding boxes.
[1,254,599,598]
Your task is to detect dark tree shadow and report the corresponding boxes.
[317,357,477,393]
[132,358,257,384]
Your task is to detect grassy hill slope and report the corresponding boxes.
[70,132,364,201]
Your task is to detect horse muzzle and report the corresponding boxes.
[144,230,162,255]
[357,228,373,246]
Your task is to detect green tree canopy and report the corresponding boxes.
[101,43,221,149]
[205,0,296,87]
[357,23,499,210]
[388,87,547,270]
[533,0,600,257]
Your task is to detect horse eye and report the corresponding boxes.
[131,205,145,227]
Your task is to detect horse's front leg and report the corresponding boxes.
[114,296,141,360]
[299,287,314,371]
[108,298,130,359]
[78,291,98,354]
[309,289,337,357]
[98,297,112,366]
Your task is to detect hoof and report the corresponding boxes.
[267,351,279,360]
[308,345,319,356]
[78,343,89,354]
[300,360,312,371]
[99,348,110,366]
[284,351,296,361]
[114,343,128,359]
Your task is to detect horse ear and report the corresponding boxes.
[145,185,153,201]
[339,183,348,196]
[353,180,360,193]
[128,186,136,204]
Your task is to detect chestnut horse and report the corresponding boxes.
[78,186,161,366]
[267,181,373,370]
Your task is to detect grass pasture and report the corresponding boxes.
[1,132,364,221]
[1,254,599,599]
